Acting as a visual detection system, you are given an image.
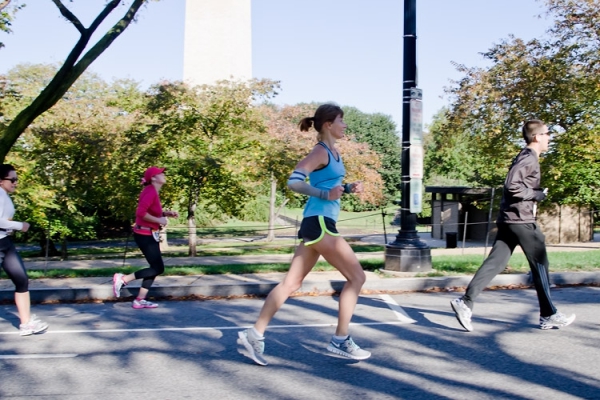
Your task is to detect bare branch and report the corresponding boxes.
[0,1,11,13]
[87,0,123,34]
[50,0,85,34]
[0,0,150,162]
[72,0,146,80]
[53,0,123,76]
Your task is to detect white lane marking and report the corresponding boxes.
[0,321,405,335]
[0,354,78,360]
[378,294,417,323]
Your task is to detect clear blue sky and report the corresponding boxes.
[0,0,550,129]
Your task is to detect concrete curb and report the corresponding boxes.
[2,271,599,304]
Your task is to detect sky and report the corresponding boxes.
[0,0,552,130]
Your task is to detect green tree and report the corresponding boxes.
[0,0,155,162]
[260,103,386,218]
[4,63,140,256]
[424,107,476,186]
[123,79,278,255]
[0,0,25,50]
[431,0,600,206]
[343,107,401,201]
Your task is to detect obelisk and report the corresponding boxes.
[183,0,252,85]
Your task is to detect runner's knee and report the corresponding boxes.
[280,279,302,294]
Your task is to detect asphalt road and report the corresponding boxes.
[1,286,599,399]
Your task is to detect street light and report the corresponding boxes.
[384,0,432,272]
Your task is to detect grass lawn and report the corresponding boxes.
[12,211,598,279]
[22,250,600,280]
[20,242,385,259]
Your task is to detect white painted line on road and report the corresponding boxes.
[378,294,417,323]
[0,321,406,335]
[0,353,78,360]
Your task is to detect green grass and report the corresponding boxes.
[21,242,385,259]
[20,250,600,280]
[417,251,600,277]
[25,262,326,279]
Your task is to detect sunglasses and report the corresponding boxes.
[2,178,18,183]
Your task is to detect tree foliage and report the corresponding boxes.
[343,107,401,201]
[259,103,386,211]
[424,107,476,186]
[0,0,154,162]
[4,64,139,254]
[427,0,600,205]
[0,0,25,50]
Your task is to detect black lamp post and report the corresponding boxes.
[384,0,432,272]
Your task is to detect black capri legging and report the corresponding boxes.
[133,233,165,290]
[0,236,29,293]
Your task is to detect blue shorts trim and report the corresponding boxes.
[298,216,340,246]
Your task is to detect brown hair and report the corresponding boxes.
[298,103,344,141]
[522,119,546,144]
[0,164,15,179]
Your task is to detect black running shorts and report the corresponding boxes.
[297,215,340,246]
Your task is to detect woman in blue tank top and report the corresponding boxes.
[238,104,371,365]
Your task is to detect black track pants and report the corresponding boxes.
[462,223,557,317]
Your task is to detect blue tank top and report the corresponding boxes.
[303,142,346,222]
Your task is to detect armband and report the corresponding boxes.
[287,169,330,200]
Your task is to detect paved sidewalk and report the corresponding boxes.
[1,235,599,303]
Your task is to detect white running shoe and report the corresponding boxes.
[112,273,125,298]
[451,297,473,332]
[20,315,48,336]
[132,299,158,309]
[540,312,575,330]
[238,329,268,366]
[326,336,371,360]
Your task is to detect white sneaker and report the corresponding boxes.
[451,298,473,332]
[112,273,125,298]
[132,299,158,309]
[326,336,371,360]
[20,315,48,336]
[540,312,575,330]
[238,329,268,366]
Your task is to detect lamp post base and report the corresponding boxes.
[384,232,432,272]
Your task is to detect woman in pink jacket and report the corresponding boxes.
[112,166,178,309]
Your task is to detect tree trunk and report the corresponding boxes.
[187,204,197,257]
[187,188,199,257]
[40,238,60,257]
[159,225,168,252]
[60,238,68,260]
[266,173,277,242]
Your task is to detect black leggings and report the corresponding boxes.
[0,237,29,293]
[133,233,165,290]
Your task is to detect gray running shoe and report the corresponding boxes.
[238,329,268,366]
[540,312,575,330]
[326,336,371,360]
[451,297,473,332]
[20,315,48,336]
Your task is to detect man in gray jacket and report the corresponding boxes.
[451,119,575,332]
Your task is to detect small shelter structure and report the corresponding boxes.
[426,186,593,245]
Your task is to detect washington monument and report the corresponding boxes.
[183,0,252,86]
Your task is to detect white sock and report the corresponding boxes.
[249,327,264,340]
[333,334,348,343]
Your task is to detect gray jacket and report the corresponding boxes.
[497,147,546,224]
